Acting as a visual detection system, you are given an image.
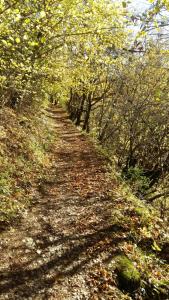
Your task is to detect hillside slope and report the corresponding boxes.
[0,107,168,300]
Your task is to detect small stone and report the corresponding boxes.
[25,249,31,254]
[38,259,43,264]
[24,237,36,249]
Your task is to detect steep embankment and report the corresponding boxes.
[0,107,168,300]
[0,107,54,226]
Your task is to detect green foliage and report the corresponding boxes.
[28,137,49,165]
[0,0,128,109]
[123,167,150,194]
[0,173,12,196]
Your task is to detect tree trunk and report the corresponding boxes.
[82,93,92,132]
[75,93,86,126]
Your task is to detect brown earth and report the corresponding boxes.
[0,107,126,300]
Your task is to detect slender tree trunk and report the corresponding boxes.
[75,93,86,126]
[83,93,92,132]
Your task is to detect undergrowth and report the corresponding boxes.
[110,183,169,299]
[0,104,55,225]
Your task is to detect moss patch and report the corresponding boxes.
[115,255,141,292]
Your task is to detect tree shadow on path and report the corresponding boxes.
[0,220,127,299]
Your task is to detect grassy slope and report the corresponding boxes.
[0,105,55,226]
[109,182,169,299]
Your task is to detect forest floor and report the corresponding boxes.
[0,107,168,300]
[0,107,127,299]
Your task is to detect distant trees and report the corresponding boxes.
[57,1,128,132]
[65,34,169,200]
[60,1,169,203]
[92,49,169,188]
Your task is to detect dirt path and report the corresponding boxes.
[0,107,123,300]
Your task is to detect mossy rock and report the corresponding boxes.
[115,255,141,292]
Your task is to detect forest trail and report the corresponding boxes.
[0,107,122,300]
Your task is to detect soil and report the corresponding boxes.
[0,107,125,300]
